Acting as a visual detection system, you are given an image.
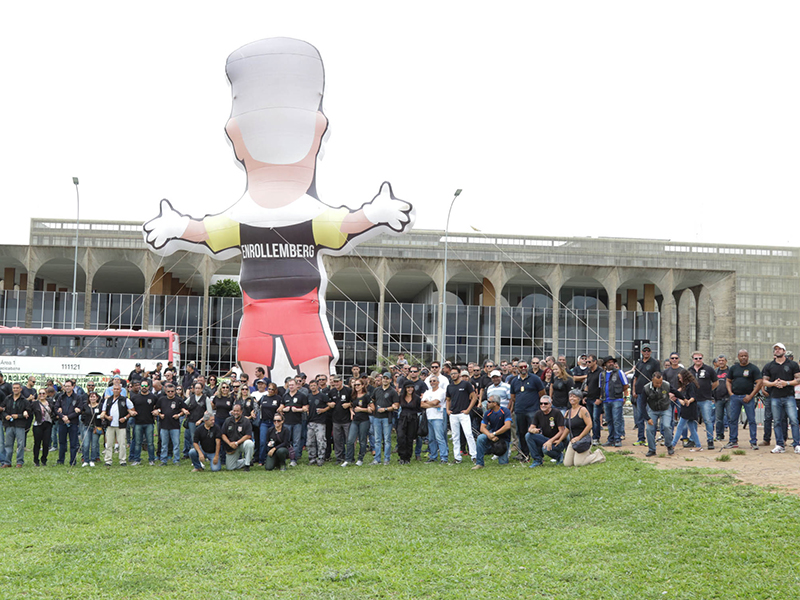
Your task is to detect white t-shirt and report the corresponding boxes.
[422,388,447,420]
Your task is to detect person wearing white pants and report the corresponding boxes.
[447,370,478,463]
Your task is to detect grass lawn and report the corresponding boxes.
[1,452,799,599]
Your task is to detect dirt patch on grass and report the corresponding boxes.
[617,417,800,494]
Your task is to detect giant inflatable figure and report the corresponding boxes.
[143,38,415,383]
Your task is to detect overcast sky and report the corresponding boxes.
[4,1,799,248]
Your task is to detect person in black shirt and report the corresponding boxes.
[673,370,702,450]
[397,381,421,464]
[344,379,372,466]
[762,343,800,453]
[632,344,660,445]
[257,383,283,464]
[282,379,308,467]
[184,382,211,460]
[54,381,82,466]
[525,395,567,467]
[212,383,235,431]
[31,388,56,467]
[584,355,603,443]
[79,391,104,467]
[157,384,186,465]
[725,349,763,450]
[221,403,254,470]
[713,355,731,443]
[306,380,333,467]
[328,377,351,465]
[370,373,399,465]
[190,412,222,472]
[688,352,718,450]
[129,382,158,466]
[264,413,290,471]
[2,383,30,468]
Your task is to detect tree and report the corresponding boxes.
[208,279,241,297]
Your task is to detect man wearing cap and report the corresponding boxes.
[156,383,186,465]
[129,379,158,466]
[103,374,128,399]
[472,394,512,469]
[509,361,546,460]
[485,369,513,450]
[370,372,399,465]
[725,349,762,450]
[420,374,447,464]
[632,344,660,446]
[762,343,800,454]
[600,356,629,447]
[687,351,718,450]
[306,379,333,466]
[190,412,222,472]
[446,370,478,464]
[54,380,82,466]
[128,363,145,385]
[525,394,567,467]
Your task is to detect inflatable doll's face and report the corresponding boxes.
[225,111,328,208]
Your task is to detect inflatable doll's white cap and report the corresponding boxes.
[226,38,324,164]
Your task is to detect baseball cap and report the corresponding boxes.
[774,343,786,350]
[490,370,501,378]
[460,370,470,376]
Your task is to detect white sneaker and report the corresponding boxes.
[341,461,349,467]
[89,462,95,467]
[289,460,297,467]
[356,460,363,466]
[771,445,786,454]
[81,462,89,467]
[794,446,800,454]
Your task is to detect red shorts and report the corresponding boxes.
[237,288,333,368]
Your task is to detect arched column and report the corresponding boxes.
[675,289,694,361]
[200,256,215,375]
[694,285,712,359]
[375,258,389,366]
[544,267,564,358]
[707,273,736,361]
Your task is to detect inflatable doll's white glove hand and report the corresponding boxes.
[362,182,413,232]
[143,199,190,249]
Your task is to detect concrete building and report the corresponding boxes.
[0,218,796,373]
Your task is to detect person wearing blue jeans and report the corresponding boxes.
[370,373,399,465]
[761,343,800,452]
[189,413,222,471]
[156,384,185,465]
[727,395,757,448]
[524,396,566,467]
[420,376,447,463]
[687,353,718,449]
[771,396,800,453]
[696,400,716,447]
[600,357,628,447]
[723,350,763,450]
[472,397,512,469]
[132,423,155,464]
[632,345,660,444]
[641,372,674,456]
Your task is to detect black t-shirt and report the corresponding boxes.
[663,367,685,392]
[533,409,564,439]
[222,416,253,451]
[550,377,574,409]
[158,395,184,430]
[571,365,589,380]
[762,359,800,399]
[689,364,716,401]
[194,424,221,454]
[130,392,157,425]
[727,363,762,395]
[282,392,307,426]
[352,393,371,422]
[213,395,234,424]
[259,393,282,421]
[676,384,699,420]
[585,367,602,401]
[713,368,729,400]
[186,394,209,423]
[399,393,421,415]
[446,381,474,414]
[403,379,428,398]
[371,386,398,419]
[633,358,660,394]
[329,386,352,424]
[307,392,330,425]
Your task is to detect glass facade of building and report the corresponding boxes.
[0,291,658,374]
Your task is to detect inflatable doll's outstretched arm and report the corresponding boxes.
[143,199,239,255]
[339,182,413,237]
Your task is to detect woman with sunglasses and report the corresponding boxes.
[343,380,372,466]
[207,375,219,397]
[79,391,104,467]
[264,414,290,471]
[236,385,258,453]
[397,381,422,465]
[213,382,234,426]
[257,383,283,465]
[564,390,606,467]
[31,388,56,466]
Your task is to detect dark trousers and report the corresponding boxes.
[515,410,537,458]
[265,447,289,470]
[58,422,80,465]
[397,413,418,461]
[33,422,52,465]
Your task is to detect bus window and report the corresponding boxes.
[54,335,82,357]
[82,337,105,358]
[18,335,47,356]
[0,334,16,356]
[147,338,168,360]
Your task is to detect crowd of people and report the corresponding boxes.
[2,342,799,471]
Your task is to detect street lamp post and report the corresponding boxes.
[439,189,462,362]
[71,177,80,329]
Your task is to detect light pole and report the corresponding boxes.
[71,177,80,329]
[439,189,462,362]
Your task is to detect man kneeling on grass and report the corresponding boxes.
[190,412,222,472]
[525,395,567,468]
[472,394,512,469]
[222,403,254,471]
